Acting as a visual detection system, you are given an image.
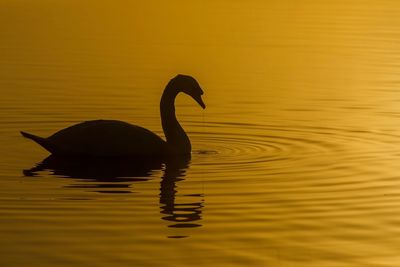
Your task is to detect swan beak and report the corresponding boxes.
[194,94,206,109]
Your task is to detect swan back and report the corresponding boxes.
[48,120,167,157]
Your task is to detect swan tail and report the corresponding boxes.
[20,131,54,153]
[21,131,40,140]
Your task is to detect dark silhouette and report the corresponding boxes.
[20,74,205,156]
[23,155,164,193]
[159,157,203,231]
[23,155,204,234]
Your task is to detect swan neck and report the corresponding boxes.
[160,84,191,154]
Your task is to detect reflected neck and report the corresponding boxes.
[160,83,191,154]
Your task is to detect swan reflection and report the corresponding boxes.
[160,157,203,229]
[24,155,204,232]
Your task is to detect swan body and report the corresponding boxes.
[21,75,205,157]
[22,120,167,156]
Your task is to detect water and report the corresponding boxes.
[1,1,400,266]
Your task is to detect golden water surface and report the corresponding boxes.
[1,1,400,266]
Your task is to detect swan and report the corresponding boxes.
[21,74,205,157]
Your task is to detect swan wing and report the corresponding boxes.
[48,120,167,156]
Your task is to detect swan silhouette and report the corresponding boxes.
[21,74,205,157]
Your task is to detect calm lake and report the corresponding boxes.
[1,1,400,266]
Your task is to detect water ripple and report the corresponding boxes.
[191,122,400,180]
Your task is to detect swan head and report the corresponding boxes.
[169,74,206,109]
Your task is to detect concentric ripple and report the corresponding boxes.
[190,121,400,178]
